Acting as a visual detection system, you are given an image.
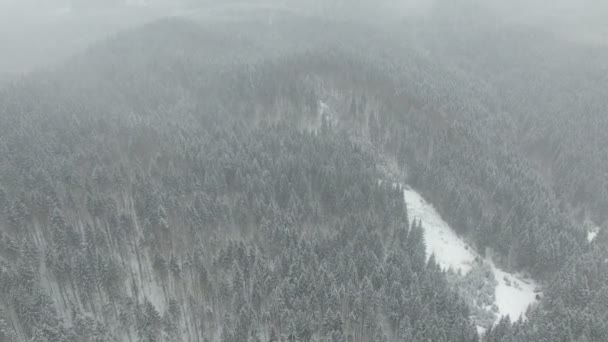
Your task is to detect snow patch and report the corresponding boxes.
[588,227,599,243]
[489,259,538,321]
[588,230,598,242]
[403,186,539,324]
[403,187,476,274]
[584,220,600,243]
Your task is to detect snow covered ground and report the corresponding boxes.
[588,230,598,242]
[489,259,538,322]
[403,187,477,275]
[403,186,539,324]
[588,226,600,243]
[583,219,601,243]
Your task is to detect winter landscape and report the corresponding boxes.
[0,1,607,341]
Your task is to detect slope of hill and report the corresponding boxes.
[0,2,607,341]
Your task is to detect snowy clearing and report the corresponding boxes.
[403,186,539,324]
[489,259,538,321]
[403,187,477,274]
[588,231,598,242]
[588,227,599,243]
[583,220,601,243]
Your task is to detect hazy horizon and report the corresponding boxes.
[1,0,607,78]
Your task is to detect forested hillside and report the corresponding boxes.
[0,115,477,340]
[0,1,607,341]
[0,17,482,342]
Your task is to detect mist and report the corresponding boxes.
[1,0,606,79]
[0,1,607,341]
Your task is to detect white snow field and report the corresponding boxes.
[588,226,599,243]
[588,230,598,242]
[403,187,477,274]
[403,186,539,323]
[582,220,601,243]
[489,259,538,321]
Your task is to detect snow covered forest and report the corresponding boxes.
[0,0,607,341]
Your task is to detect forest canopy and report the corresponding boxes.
[0,1,607,341]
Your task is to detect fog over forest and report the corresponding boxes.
[1,0,607,76]
[0,1,607,341]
